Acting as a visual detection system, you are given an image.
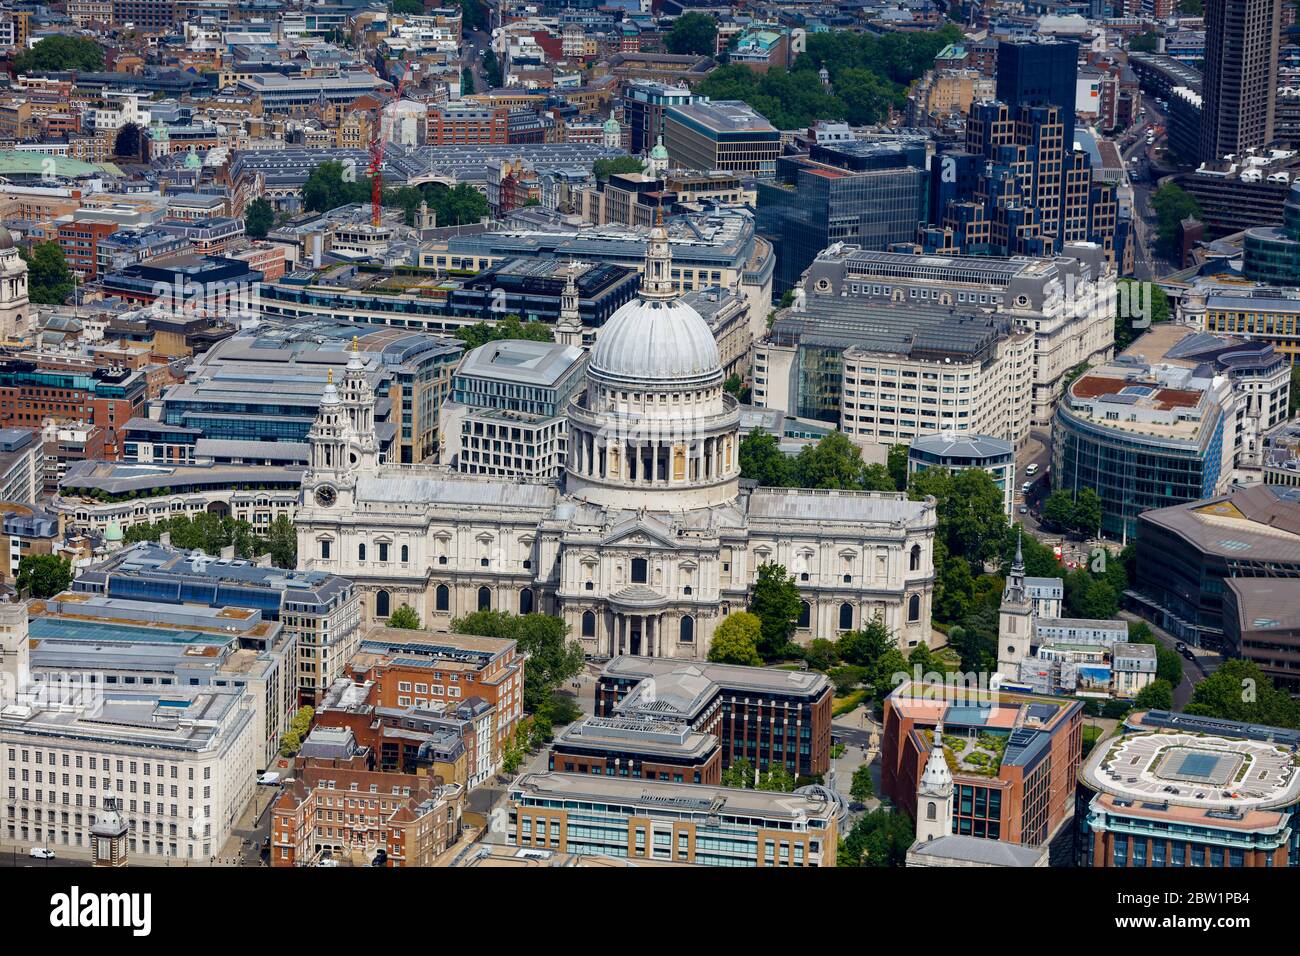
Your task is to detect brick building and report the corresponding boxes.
[881,680,1083,855]
[270,734,464,867]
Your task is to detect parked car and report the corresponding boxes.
[29,847,54,860]
[1018,505,1029,515]
[1175,641,1186,652]
[1182,648,1196,662]
[257,771,281,786]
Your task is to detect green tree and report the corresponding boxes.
[803,638,840,672]
[748,562,801,659]
[722,757,756,789]
[886,443,909,491]
[263,513,297,569]
[452,611,584,712]
[244,197,274,239]
[757,765,796,792]
[1064,567,1118,620]
[835,67,901,125]
[592,156,646,180]
[794,430,866,489]
[1151,183,1202,257]
[302,160,367,213]
[1043,489,1075,531]
[1185,659,1300,728]
[837,616,892,671]
[1072,488,1103,538]
[1133,679,1174,711]
[838,808,914,867]
[391,0,424,13]
[16,554,71,598]
[387,604,422,629]
[707,611,764,666]
[739,428,794,486]
[1291,364,1300,417]
[1127,622,1185,687]
[849,764,874,802]
[113,123,145,161]
[1115,280,1170,350]
[20,241,74,304]
[14,36,105,74]
[664,12,718,56]
[1129,31,1160,53]
[454,313,554,349]
[909,467,1007,566]
[871,648,908,704]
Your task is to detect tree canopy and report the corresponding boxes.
[121,513,297,568]
[16,554,71,599]
[1151,183,1202,256]
[748,563,802,659]
[20,241,74,305]
[387,604,422,629]
[592,156,646,180]
[14,36,104,74]
[453,314,555,349]
[696,25,962,129]
[707,611,764,666]
[244,197,274,239]
[664,12,718,56]
[452,611,584,712]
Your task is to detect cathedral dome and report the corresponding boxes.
[590,295,721,386]
[588,218,722,388]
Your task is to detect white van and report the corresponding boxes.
[257,771,281,786]
[1025,463,1039,476]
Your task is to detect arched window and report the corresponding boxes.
[908,593,921,623]
[910,544,922,572]
[375,590,390,618]
[798,600,811,628]
[358,543,366,562]
[680,615,694,643]
[435,584,449,612]
[838,602,854,631]
[519,588,534,615]
[926,801,936,821]
[581,610,596,638]
[477,586,491,612]
[631,557,648,584]
[401,545,409,563]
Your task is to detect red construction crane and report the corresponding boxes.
[368,66,412,227]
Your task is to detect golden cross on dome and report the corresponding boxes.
[327,369,333,385]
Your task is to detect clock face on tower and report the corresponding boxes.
[315,485,338,508]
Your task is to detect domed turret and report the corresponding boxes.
[565,214,740,512]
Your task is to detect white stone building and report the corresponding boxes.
[296,224,939,658]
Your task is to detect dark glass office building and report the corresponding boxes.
[755,138,928,294]
[996,39,1080,152]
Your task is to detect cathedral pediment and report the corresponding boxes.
[601,519,677,550]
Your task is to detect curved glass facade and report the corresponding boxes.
[1052,405,1225,540]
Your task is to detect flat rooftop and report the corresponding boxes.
[511,772,834,824]
[1081,712,1300,822]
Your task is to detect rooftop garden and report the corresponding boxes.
[925,727,1008,778]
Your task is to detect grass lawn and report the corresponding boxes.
[833,690,867,717]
